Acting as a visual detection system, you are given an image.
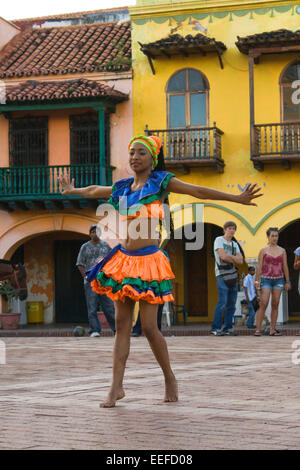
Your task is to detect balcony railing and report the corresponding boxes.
[252,122,300,169]
[0,164,112,197]
[0,164,113,210]
[145,123,224,173]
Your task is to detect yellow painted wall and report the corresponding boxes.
[130,0,300,259]
[131,0,300,321]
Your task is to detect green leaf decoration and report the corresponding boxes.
[152,16,169,24]
[172,15,188,22]
[233,9,250,17]
[132,18,148,25]
[192,13,209,20]
[213,11,228,19]
[274,6,292,13]
[255,8,271,15]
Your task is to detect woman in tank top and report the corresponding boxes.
[255,227,291,336]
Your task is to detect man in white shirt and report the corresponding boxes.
[243,266,257,328]
[211,221,243,336]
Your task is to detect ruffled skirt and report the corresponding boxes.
[86,244,175,304]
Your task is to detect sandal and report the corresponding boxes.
[254,331,262,336]
[269,331,282,336]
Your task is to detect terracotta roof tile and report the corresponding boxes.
[236,29,300,54]
[13,6,129,25]
[140,33,227,55]
[4,79,128,103]
[0,21,131,78]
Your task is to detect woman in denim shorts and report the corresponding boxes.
[254,227,291,336]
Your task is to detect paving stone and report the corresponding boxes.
[0,337,300,450]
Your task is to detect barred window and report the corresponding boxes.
[9,117,48,167]
[70,113,110,166]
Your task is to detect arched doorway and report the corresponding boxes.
[9,231,90,324]
[279,219,300,318]
[163,222,224,321]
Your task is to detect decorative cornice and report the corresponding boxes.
[130,0,298,23]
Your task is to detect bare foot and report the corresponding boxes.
[164,374,178,403]
[99,388,125,408]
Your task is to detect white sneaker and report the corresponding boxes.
[90,332,100,337]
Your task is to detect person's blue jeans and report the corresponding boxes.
[84,282,115,334]
[211,276,238,332]
[246,299,256,327]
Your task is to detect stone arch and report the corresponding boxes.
[0,213,99,259]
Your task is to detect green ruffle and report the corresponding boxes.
[109,173,175,215]
[95,271,173,295]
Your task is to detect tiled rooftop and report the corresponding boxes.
[0,21,131,78]
[4,79,128,103]
[140,33,227,54]
[236,29,300,54]
[13,6,129,24]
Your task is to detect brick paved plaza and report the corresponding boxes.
[1,336,300,450]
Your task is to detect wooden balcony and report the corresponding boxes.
[145,124,224,173]
[252,122,300,170]
[0,164,112,211]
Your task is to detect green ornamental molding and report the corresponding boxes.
[170,199,300,235]
[132,3,299,24]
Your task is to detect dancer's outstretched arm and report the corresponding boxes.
[58,174,112,198]
[167,179,262,206]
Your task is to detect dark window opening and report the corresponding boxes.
[9,116,48,167]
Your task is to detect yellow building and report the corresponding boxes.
[130,0,300,321]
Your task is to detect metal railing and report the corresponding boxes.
[0,164,112,197]
[253,122,300,158]
[145,123,224,162]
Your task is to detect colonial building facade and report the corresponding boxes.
[129,0,300,322]
[0,8,132,323]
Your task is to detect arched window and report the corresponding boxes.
[167,68,209,128]
[281,60,300,121]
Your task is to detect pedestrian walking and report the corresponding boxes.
[76,225,115,337]
[60,134,262,407]
[210,221,244,336]
[243,266,259,329]
[254,227,291,336]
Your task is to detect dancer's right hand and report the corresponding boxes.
[58,173,75,195]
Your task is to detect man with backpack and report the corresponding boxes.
[210,221,244,336]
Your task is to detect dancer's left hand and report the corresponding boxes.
[236,184,263,206]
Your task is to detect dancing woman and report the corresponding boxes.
[59,135,262,407]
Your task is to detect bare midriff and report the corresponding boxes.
[118,217,161,250]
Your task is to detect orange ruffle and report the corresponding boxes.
[101,249,174,283]
[91,281,174,304]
